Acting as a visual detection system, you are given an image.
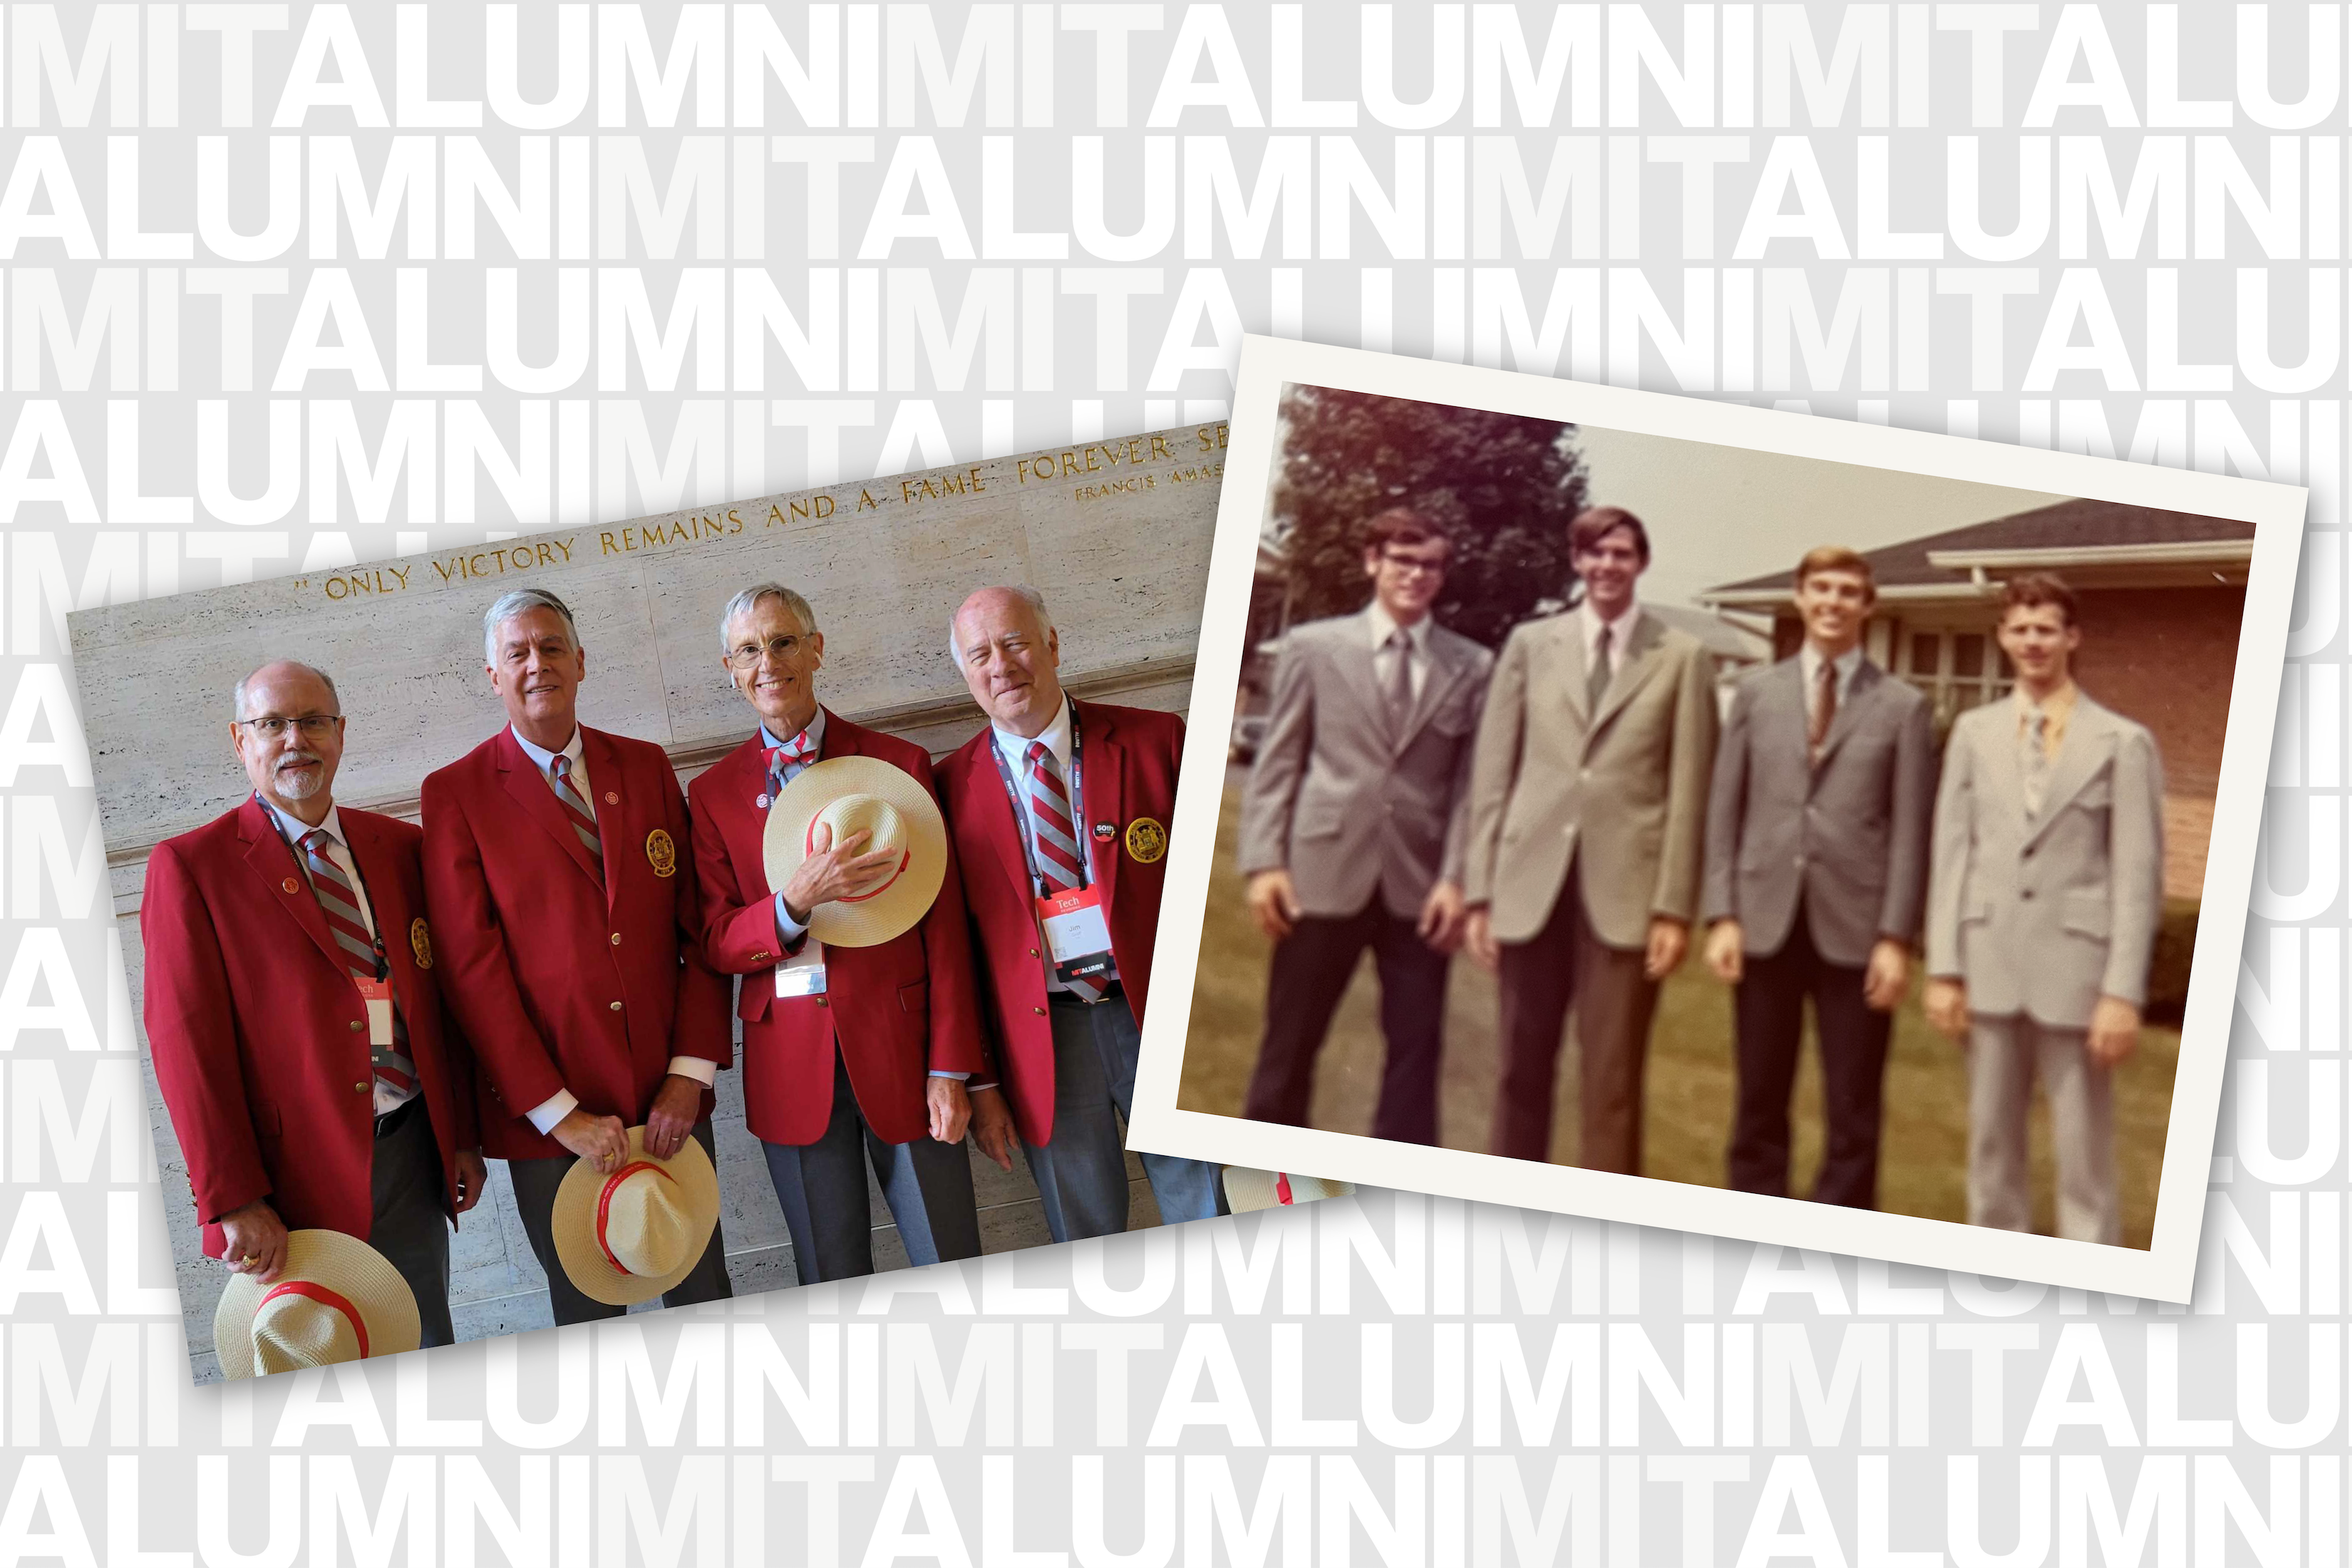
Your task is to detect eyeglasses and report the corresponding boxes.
[726,634,808,670]
[1381,553,1448,578]
[235,715,343,739]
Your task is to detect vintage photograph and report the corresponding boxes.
[73,425,1330,1381]
[1130,339,2306,1301]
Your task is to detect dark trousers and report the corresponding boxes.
[509,1119,733,1326]
[1729,906,1893,1207]
[1242,898,1448,1145]
[368,1094,455,1348]
[1026,986,1229,1243]
[1492,865,1656,1172]
[762,1054,982,1284]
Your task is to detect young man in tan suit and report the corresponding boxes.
[1924,574,2162,1244]
[1463,507,1718,1172]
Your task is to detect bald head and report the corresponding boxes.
[951,586,1064,738]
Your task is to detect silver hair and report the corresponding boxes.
[232,661,341,719]
[483,587,580,664]
[716,583,820,654]
[948,584,1053,664]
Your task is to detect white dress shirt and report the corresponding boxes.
[989,695,1102,998]
[260,796,416,1116]
[1799,643,1865,713]
[1579,598,1639,683]
[507,725,714,1135]
[1366,601,1434,706]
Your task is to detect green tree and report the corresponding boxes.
[1267,385,1589,649]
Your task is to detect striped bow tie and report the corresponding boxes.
[765,730,815,803]
[546,754,604,875]
[297,829,416,1097]
[1026,741,1112,1002]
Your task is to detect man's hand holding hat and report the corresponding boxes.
[219,1199,290,1282]
[778,821,902,925]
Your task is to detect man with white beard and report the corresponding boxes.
[143,660,488,1347]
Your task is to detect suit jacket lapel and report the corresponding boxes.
[2025,698,2113,847]
[1559,617,1594,727]
[1338,609,1396,746]
[497,728,604,887]
[239,798,349,976]
[1810,659,1880,772]
[1393,631,1470,751]
[964,732,1036,900]
[580,728,630,914]
[1078,701,1123,905]
[1589,613,1666,739]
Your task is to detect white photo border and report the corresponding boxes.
[1127,335,2309,1303]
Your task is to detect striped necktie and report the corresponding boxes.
[547,753,604,873]
[298,830,416,1096]
[1026,741,1112,1001]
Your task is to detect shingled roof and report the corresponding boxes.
[1702,497,2256,600]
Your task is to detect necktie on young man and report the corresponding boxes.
[2021,711,2052,817]
[299,830,416,1095]
[1809,659,1839,765]
[1384,629,1414,738]
[1585,626,1613,716]
[546,754,603,873]
[1026,741,1113,1001]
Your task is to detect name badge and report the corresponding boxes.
[775,942,827,999]
[354,976,394,1047]
[1036,887,1115,984]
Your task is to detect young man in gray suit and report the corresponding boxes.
[1237,509,1493,1145]
[1463,506,1717,1172]
[1924,574,2163,1244]
[1703,547,1934,1207]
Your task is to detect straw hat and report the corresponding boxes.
[550,1127,722,1306]
[1223,1168,1356,1212]
[214,1230,421,1379]
[763,755,949,947]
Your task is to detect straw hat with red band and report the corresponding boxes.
[214,1229,422,1379]
[549,1126,722,1305]
[762,755,949,948]
[1222,1168,1355,1212]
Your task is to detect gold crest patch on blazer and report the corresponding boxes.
[646,828,678,877]
[1124,817,1168,864]
[408,917,433,969]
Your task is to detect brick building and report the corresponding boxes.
[1699,498,2255,899]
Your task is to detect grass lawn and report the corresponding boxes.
[1178,780,2180,1249]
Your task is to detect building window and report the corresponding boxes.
[1895,625,2012,729]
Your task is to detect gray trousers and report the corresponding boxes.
[1966,1013,2120,1244]
[368,1095,455,1348]
[763,1055,982,1284]
[508,1119,733,1326]
[1027,988,1228,1242]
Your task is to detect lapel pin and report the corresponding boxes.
[1092,822,1117,841]
[604,791,619,805]
[280,877,299,895]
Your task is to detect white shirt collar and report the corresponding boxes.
[760,706,827,756]
[1800,642,1864,691]
[1366,599,1432,654]
[510,723,584,774]
[259,794,346,852]
[992,694,1073,776]
[1580,597,1639,657]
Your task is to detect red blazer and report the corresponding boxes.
[937,700,1185,1147]
[140,798,481,1259]
[687,711,987,1146]
[420,725,730,1159]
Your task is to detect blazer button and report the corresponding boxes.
[1033,1006,1047,1016]
[753,951,770,962]
[610,932,622,945]
[348,1019,363,1031]
[609,999,624,1011]
[817,997,828,1009]
[2020,889,2035,901]
[353,1083,368,1094]
[1028,948,1039,958]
